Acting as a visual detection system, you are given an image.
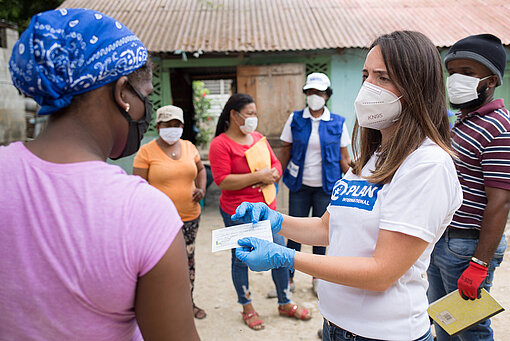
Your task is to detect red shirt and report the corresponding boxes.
[208,132,282,215]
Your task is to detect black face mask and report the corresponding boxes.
[110,82,153,160]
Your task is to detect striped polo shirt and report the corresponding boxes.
[449,99,510,230]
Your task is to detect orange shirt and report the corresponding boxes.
[133,139,201,221]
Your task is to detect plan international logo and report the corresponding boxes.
[330,180,383,211]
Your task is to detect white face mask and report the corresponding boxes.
[354,82,402,130]
[159,127,183,144]
[307,94,326,111]
[239,116,258,134]
[446,73,490,105]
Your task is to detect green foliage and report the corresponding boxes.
[192,81,214,147]
[0,0,65,32]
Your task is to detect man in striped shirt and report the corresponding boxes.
[427,34,510,341]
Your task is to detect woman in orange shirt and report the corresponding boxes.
[133,105,207,319]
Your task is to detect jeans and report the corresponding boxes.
[220,207,291,306]
[287,185,330,278]
[427,232,506,341]
[322,320,433,341]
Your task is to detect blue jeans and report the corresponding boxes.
[220,207,291,306]
[287,185,329,278]
[427,233,506,341]
[322,320,433,341]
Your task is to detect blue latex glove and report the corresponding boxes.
[235,237,295,272]
[231,202,283,234]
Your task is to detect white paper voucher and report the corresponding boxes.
[211,220,273,252]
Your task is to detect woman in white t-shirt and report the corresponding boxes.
[230,30,463,341]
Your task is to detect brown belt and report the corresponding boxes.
[447,227,480,239]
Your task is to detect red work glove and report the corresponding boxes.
[457,261,488,300]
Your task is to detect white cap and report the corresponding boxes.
[303,72,331,91]
[156,105,184,124]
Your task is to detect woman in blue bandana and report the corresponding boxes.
[1,9,200,340]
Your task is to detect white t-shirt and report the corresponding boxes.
[280,107,351,187]
[318,138,462,340]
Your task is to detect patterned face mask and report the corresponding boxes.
[9,8,148,116]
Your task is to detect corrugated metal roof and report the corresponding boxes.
[59,0,510,53]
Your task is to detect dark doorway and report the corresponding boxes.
[169,66,236,143]
[169,69,195,142]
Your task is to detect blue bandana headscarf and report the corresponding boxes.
[9,8,148,115]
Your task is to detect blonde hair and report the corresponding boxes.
[351,31,455,184]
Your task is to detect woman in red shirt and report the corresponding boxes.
[209,93,311,330]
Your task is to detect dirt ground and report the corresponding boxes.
[193,184,510,341]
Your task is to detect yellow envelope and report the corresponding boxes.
[428,289,504,336]
[244,137,276,205]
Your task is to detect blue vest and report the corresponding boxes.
[283,109,345,194]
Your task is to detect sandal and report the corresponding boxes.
[278,304,311,321]
[241,311,265,330]
[193,304,207,319]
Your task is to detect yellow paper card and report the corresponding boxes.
[428,289,504,336]
[244,137,276,205]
